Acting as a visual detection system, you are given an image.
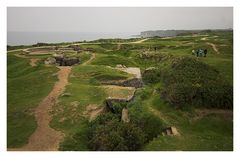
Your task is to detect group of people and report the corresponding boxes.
[192,48,208,57]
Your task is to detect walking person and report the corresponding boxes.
[199,49,203,57]
[196,49,199,57]
[204,49,208,57]
[192,49,195,55]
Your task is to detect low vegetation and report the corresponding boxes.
[161,57,233,109]
[7,31,233,151]
[7,55,58,147]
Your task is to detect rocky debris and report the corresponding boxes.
[117,67,142,79]
[145,67,156,71]
[139,52,172,62]
[120,78,143,88]
[121,108,130,123]
[105,94,135,113]
[102,85,136,101]
[56,57,80,66]
[162,126,180,136]
[116,64,127,68]
[68,45,94,52]
[53,53,64,58]
[45,57,56,65]
[45,55,80,66]
[103,78,143,88]
[61,92,72,97]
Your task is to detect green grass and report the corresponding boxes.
[50,64,133,150]
[7,31,233,151]
[7,54,58,148]
[91,54,137,67]
[71,64,131,84]
[136,83,233,151]
[144,113,233,151]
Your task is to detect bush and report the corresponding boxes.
[111,102,126,115]
[161,57,233,109]
[142,68,161,84]
[128,98,165,142]
[87,113,145,151]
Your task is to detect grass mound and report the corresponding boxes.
[87,113,145,151]
[60,113,146,151]
[72,65,131,84]
[91,55,137,67]
[161,57,233,109]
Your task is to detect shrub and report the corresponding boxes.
[87,113,145,151]
[142,68,161,84]
[128,98,165,142]
[161,57,233,109]
[111,102,126,115]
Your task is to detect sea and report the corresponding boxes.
[7,32,138,46]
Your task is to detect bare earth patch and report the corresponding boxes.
[131,38,149,44]
[9,66,72,151]
[83,104,105,121]
[30,58,40,67]
[116,67,142,79]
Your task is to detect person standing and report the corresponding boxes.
[196,49,199,57]
[204,49,208,57]
[192,49,195,55]
[199,49,203,57]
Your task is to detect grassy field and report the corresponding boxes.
[7,54,58,148]
[50,63,134,150]
[7,31,233,150]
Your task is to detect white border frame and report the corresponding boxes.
[1,1,239,158]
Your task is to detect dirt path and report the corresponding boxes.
[207,42,220,54]
[14,53,27,58]
[10,66,72,151]
[82,53,96,65]
[131,38,149,44]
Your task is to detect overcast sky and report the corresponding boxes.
[7,7,233,33]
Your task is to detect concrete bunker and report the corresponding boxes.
[55,56,80,66]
